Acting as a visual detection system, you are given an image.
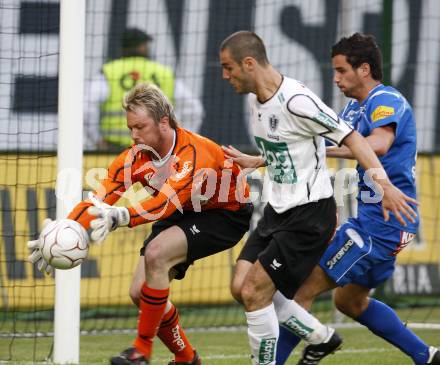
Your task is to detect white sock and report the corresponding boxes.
[245,303,279,365]
[272,291,331,344]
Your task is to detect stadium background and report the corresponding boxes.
[1,0,440,363]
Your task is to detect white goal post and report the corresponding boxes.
[54,0,85,363]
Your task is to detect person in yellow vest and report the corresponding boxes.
[85,28,204,151]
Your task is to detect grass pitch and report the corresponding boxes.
[2,304,440,364]
[1,326,439,365]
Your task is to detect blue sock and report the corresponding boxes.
[276,325,301,364]
[356,298,430,365]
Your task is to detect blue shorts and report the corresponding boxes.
[319,217,415,288]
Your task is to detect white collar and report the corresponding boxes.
[152,129,176,167]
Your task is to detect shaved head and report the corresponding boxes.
[220,31,269,66]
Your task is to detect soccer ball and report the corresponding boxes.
[40,219,89,270]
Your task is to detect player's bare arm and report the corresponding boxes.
[342,130,418,225]
[327,125,395,159]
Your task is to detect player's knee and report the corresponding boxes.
[129,285,141,307]
[240,283,256,309]
[143,242,166,271]
[230,278,244,304]
[294,287,311,308]
[241,279,269,311]
[334,294,366,318]
[333,293,349,314]
[129,277,144,307]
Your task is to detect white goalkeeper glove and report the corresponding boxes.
[27,218,53,274]
[87,192,130,243]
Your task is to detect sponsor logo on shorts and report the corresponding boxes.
[282,316,313,340]
[189,224,200,235]
[392,231,415,256]
[259,338,276,365]
[270,258,282,270]
[326,239,354,269]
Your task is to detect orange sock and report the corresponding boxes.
[158,302,195,362]
[133,283,169,358]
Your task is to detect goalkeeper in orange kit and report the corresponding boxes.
[29,83,253,365]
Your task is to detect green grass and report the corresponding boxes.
[2,304,440,364]
[3,300,439,335]
[1,327,439,365]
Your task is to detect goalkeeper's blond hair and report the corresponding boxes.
[123,83,179,128]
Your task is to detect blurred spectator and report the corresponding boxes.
[84,28,204,150]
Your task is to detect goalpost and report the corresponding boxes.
[54,0,85,363]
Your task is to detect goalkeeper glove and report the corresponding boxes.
[27,218,54,274]
[87,192,130,243]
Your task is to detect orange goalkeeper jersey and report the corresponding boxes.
[68,128,250,229]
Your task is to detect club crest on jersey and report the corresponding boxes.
[345,109,358,125]
[268,114,279,132]
[173,161,193,181]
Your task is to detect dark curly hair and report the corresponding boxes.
[332,33,383,81]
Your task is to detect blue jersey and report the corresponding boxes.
[340,84,419,233]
